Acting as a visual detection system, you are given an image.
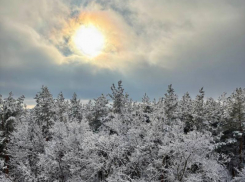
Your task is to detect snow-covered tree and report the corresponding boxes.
[232,167,245,182]
[192,87,205,131]
[158,128,228,181]
[204,97,223,136]
[0,93,25,174]
[1,82,244,181]
[219,88,245,176]
[69,93,83,122]
[56,92,68,123]
[179,92,193,133]
[89,94,109,131]
[163,84,178,123]
[7,115,45,181]
[141,93,152,114]
[34,86,55,139]
[108,80,129,114]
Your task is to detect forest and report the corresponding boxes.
[0,81,245,182]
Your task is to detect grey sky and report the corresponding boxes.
[0,0,245,107]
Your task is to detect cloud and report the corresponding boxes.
[0,0,245,106]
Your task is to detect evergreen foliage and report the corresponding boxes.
[0,82,244,181]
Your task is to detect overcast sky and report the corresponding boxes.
[0,0,245,107]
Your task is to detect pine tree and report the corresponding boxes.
[93,94,108,120]
[204,97,223,135]
[86,94,109,131]
[139,93,152,123]
[179,92,193,133]
[225,88,245,170]
[108,80,128,114]
[7,116,45,181]
[0,93,25,174]
[34,86,55,139]
[2,82,245,181]
[163,84,178,123]
[69,93,82,122]
[56,92,68,123]
[192,87,205,131]
[142,93,152,114]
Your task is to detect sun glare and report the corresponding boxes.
[73,25,105,57]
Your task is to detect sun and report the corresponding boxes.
[73,25,105,57]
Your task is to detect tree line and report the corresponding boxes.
[0,81,244,181]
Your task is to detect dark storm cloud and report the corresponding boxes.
[0,0,245,107]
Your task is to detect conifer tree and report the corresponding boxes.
[192,87,205,131]
[93,94,108,120]
[224,88,245,170]
[163,84,178,123]
[108,80,128,114]
[142,93,152,114]
[7,118,45,181]
[179,92,193,133]
[0,93,25,174]
[87,94,109,131]
[204,97,223,135]
[34,86,55,139]
[69,93,82,122]
[56,92,68,122]
[1,82,245,181]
